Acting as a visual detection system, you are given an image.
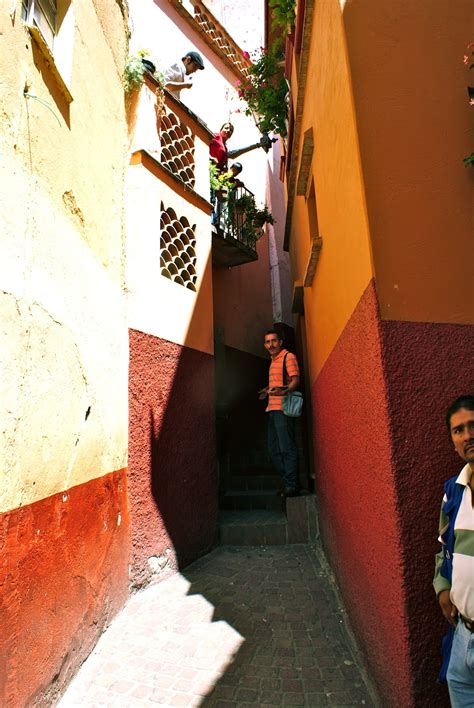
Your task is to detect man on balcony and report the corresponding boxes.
[163,51,205,100]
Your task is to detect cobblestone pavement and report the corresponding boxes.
[59,544,378,707]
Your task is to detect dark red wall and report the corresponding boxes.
[312,280,474,706]
[380,317,474,706]
[312,281,413,705]
[128,330,218,588]
[0,469,129,707]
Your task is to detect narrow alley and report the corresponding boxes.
[59,538,377,707]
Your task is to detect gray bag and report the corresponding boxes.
[282,353,303,417]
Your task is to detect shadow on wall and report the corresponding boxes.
[129,329,218,588]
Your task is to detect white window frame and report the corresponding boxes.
[23,0,57,50]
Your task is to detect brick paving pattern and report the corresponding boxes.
[59,544,377,707]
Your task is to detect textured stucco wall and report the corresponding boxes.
[313,281,473,705]
[126,159,214,356]
[0,2,129,511]
[129,330,218,588]
[380,318,474,706]
[343,0,473,325]
[290,0,374,381]
[0,4,130,705]
[312,281,412,705]
[0,469,129,707]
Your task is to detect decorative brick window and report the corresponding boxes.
[160,109,196,189]
[160,204,197,292]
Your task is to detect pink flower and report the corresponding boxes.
[235,80,241,86]
[242,51,250,59]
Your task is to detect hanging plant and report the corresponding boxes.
[231,192,274,238]
[123,49,164,93]
[236,44,289,137]
[463,42,474,167]
[268,0,296,32]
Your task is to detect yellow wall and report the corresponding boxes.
[0,2,129,512]
[288,0,373,382]
[342,0,473,325]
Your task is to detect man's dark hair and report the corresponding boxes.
[446,395,474,430]
[264,329,282,340]
[183,51,205,69]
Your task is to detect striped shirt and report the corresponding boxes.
[266,349,299,413]
[433,464,474,620]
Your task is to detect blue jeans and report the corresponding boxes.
[267,410,298,490]
[447,620,474,707]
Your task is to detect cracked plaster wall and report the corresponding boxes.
[0,1,131,704]
[0,3,130,512]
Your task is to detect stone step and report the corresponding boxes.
[219,509,288,545]
[229,473,282,491]
[218,495,319,546]
[220,489,285,512]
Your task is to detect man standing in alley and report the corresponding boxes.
[433,395,474,704]
[259,329,300,497]
[163,51,205,100]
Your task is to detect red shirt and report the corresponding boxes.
[266,349,299,412]
[209,133,228,170]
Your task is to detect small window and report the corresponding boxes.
[23,0,57,50]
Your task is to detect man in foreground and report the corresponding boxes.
[433,395,474,705]
[259,330,300,497]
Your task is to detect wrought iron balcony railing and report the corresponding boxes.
[212,185,259,267]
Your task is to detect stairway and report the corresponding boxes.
[217,405,317,546]
[219,493,318,546]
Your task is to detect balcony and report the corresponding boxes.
[211,185,259,267]
[128,72,260,269]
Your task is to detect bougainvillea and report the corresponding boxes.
[236,45,289,137]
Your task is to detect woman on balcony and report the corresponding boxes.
[209,122,275,173]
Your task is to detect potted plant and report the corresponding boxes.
[254,205,275,227]
[138,49,156,74]
[209,161,238,200]
[124,50,166,136]
[232,193,274,236]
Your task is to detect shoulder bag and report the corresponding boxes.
[282,352,303,417]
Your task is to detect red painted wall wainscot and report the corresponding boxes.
[0,469,130,707]
[128,329,218,588]
[312,280,474,705]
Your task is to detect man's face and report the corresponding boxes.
[450,408,474,464]
[264,333,283,358]
[184,56,200,75]
[221,123,234,141]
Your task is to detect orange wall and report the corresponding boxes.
[288,0,374,381]
[342,0,473,325]
[213,232,273,358]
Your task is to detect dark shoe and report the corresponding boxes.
[283,487,300,498]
